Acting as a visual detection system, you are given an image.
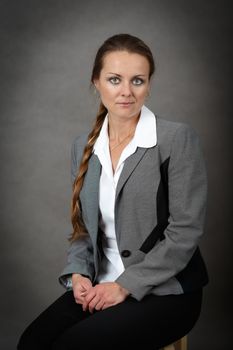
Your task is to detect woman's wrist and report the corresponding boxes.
[115,282,130,297]
[72,273,89,283]
[72,273,82,284]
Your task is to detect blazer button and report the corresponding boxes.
[121,250,131,258]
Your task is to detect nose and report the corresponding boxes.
[121,81,132,97]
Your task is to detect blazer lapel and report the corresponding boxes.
[82,148,148,236]
[116,147,148,201]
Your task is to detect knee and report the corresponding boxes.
[17,333,32,350]
[17,327,42,350]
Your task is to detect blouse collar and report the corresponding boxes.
[93,105,157,154]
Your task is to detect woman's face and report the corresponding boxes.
[94,51,151,121]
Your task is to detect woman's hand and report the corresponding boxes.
[72,274,93,305]
[82,282,130,313]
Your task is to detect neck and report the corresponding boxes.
[108,113,140,142]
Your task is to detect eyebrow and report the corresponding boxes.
[106,72,147,77]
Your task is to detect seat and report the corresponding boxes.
[161,335,187,350]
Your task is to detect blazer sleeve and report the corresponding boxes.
[116,123,208,300]
[59,135,95,289]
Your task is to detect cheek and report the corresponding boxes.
[136,88,148,100]
[101,86,119,99]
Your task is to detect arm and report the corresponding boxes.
[59,135,95,289]
[116,123,208,300]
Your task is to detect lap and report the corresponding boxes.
[54,289,202,349]
[18,289,203,350]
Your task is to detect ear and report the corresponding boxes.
[147,80,152,97]
[93,79,100,90]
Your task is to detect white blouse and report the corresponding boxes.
[93,105,157,283]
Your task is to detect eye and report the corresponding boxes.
[108,77,121,85]
[132,78,144,85]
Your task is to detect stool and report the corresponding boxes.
[161,335,187,350]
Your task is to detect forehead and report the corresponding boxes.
[101,51,150,75]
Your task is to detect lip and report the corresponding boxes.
[117,102,134,105]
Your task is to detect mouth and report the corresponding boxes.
[117,102,134,106]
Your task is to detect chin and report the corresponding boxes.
[111,106,141,119]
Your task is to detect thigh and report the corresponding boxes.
[53,289,203,349]
[17,291,88,350]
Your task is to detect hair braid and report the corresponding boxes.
[69,102,107,242]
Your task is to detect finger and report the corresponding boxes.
[82,299,88,311]
[88,296,101,313]
[84,290,96,304]
[94,299,105,311]
[73,292,85,304]
[102,302,115,310]
[82,289,97,311]
[82,295,94,311]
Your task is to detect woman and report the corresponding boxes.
[18,33,208,349]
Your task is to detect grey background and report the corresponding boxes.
[0,0,232,349]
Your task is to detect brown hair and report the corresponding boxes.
[70,33,155,241]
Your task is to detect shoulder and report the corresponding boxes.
[71,133,89,163]
[156,115,193,137]
[156,115,199,146]
[72,133,89,148]
[71,133,89,153]
[154,115,202,162]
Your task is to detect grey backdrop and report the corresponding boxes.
[0,0,232,349]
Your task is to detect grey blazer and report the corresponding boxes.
[59,115,208,301]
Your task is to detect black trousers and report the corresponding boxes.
[17,289,203,349]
